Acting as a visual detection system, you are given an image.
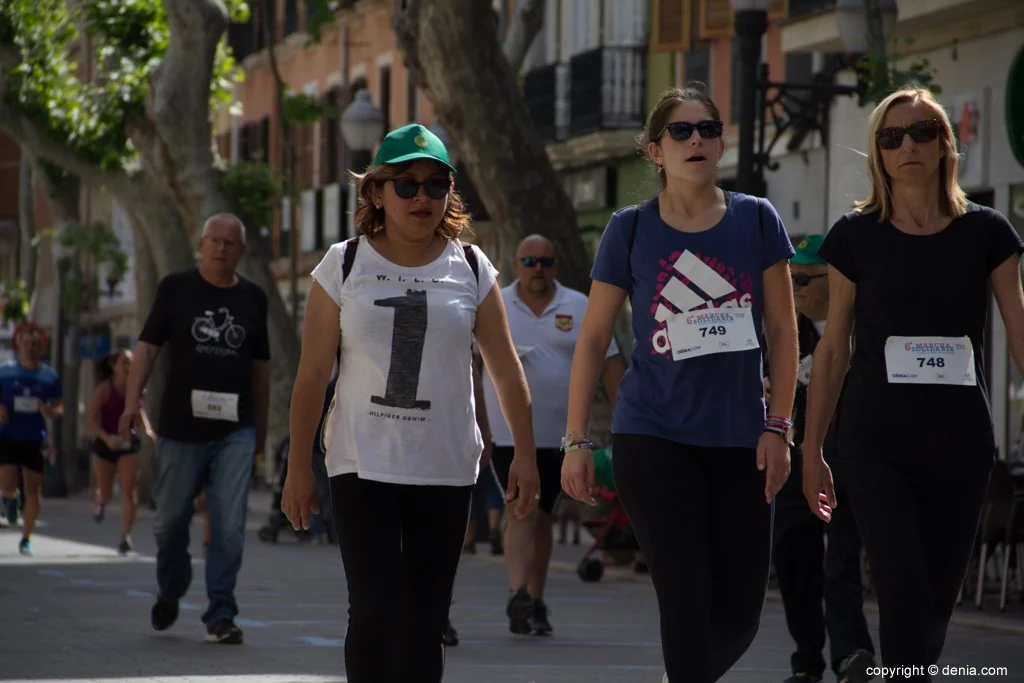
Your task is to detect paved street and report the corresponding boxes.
[1,492,1023,683]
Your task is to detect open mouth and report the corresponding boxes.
[411,210,432,219]
[686,154,707,163]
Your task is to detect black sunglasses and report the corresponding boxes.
[792,273,827,287]
[389,177,450,200]
[876,119,940,150]
[657,120,724,142]
[520,256,555,269]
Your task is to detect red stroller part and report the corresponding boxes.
[576,486,638,582]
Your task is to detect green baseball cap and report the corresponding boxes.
[372,123,457,174]
[790,234,827,265]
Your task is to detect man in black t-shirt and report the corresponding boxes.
[770,236,876,683]
[120,212,271,645]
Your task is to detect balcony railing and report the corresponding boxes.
[524,46,646,143]
[787,0,836,17]
[523,63,559,142]
[568,46,645,138]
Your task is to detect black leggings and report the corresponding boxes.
[331,474,474,683]
[612,434,773,683]
[843,454,992,681]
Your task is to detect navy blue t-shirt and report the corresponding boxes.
[591,191,794,449]
[0,360,61,443]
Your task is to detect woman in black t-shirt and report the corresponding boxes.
[801,87,1024,680]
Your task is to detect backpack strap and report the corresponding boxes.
[462,243,479,284]
[341,235,360,283]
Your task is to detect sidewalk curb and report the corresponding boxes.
[469,554,1024,636]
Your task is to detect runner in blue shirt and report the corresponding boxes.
[0,322,63,555]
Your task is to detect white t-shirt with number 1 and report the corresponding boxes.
[311,237,499,486]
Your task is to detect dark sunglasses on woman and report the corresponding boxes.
[876,119,940,150]
[657,120,725,142]
[390,177,450,200]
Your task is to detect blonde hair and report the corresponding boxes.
[855,87,968,221]
[351,162,472,240]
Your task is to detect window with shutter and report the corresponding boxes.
[697,0,786,39]
[650,0,690,53]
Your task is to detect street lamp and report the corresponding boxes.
[731,0,895,196]
[836,0,898,54]
[43,225,71,498]
[340,88,385,174]
[340,88,384,239]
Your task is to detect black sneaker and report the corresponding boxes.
[838,649,876,683]
[528,598,552,636]
[94,503,105,523]
[489,529,503,555]
[506,586,533,635]
[151,597,179,631]
[783,675,822,683]
[118,535,133,555]
[205,618,244,644]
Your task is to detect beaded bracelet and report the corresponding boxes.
[764,415,794,445]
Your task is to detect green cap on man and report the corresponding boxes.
[790,234,827,266]
[372,123,457,174]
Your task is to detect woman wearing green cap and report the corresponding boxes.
[282,123,541,682]
[802,87,1024,680]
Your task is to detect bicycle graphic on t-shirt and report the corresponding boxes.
[191,307,246,349]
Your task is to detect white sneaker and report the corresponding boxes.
[662,675,669,683]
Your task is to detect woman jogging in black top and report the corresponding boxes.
[802,87,1024,681]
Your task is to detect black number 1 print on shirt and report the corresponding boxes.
[371,289,431,410]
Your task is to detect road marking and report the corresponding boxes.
[0,534,155,566]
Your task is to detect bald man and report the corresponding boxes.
[480,235,626,636]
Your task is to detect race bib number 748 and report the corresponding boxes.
[884,336,976,386]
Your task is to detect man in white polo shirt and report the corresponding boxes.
[481,234,625,637]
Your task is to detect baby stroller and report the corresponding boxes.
[257,437,336,544]
[575,445,639,583]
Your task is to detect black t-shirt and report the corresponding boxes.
[818,204,1024,463]
[139,269,271,442]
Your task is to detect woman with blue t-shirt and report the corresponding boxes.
[561,84,799,683]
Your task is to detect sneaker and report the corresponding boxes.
[443,619,459,646]
[783,675,822,683]
[205,618,244,644]
[662,674,669,683]
[4,498,18,527]
[529,598,553,636]
[151,597,179,631]
[118,535,133,555]
[506,586,533,635]
[94,502,105,523]
[0,513,8,528]
[18,537,31,555]
[838,649,876,683]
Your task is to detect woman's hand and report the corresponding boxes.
[756,432,790,503]
[282,465,319,531]
[506,449,540,519]
[800,442,836,522]
[561,447,596,506]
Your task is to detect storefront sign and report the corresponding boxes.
[1007,44,1024,170]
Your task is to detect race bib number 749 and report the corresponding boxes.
[665,309,759,361]
[884,336,976,386]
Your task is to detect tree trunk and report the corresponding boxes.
[17,146,36,298]
[393,0,592,294]
[129,218,161,507]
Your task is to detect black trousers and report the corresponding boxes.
[331,474,474,683]
[612,433,773,683]
[773,447,874,678]
[843,453,992,681]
